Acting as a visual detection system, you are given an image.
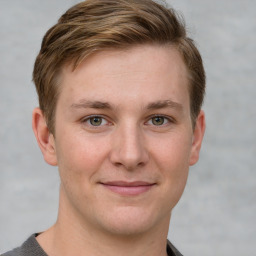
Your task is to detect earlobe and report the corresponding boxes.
[189,110,206,166]
[32,107,58,166]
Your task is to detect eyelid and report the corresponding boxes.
[80,114,175,127]
[81,115,111,126]
[145,114,175,125]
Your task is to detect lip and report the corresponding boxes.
[100,181,156,196]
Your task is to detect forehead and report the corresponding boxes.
[58,44,189,110]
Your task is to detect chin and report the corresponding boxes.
[95,205,169,237]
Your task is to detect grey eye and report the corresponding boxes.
[89,116,103,126]
[151,116,165,125]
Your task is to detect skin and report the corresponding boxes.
[32,44,205,256]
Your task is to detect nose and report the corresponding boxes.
[109,123,149,170]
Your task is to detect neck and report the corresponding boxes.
[37,187,171,256]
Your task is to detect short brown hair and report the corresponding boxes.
[33,0,205,133]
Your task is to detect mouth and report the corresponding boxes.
[99,181,156,196]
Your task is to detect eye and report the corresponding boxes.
[151,116,165,125]
[147,116,171,126]
[89,116,103,126]
[83,116,108,127]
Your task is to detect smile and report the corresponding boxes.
[100,181,156,196]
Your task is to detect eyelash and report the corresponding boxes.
[145,115,174,126]
[81,114,174,128]
[81,115,110,127]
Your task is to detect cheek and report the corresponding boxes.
[152,132,192,170]
[55,133,109,182]
[151,134,191,202]
[55,134,110,207]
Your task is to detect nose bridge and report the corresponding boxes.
[110,120,149,169]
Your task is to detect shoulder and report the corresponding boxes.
[167,240,183,256]
[1,247,21,256]
[1,234,47,256]
[2,236,182,256]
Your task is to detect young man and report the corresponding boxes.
[3,0,205,255]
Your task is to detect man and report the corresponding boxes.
[3,0,205,255]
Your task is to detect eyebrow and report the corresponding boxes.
[147,99,183,111]
[71,100,112,110]
[70,99,183,111]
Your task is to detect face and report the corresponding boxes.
[35,45,205,237]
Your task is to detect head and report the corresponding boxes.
[32,0,206,240]
[33,0,205,134]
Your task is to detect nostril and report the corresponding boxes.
[138,161,145,167]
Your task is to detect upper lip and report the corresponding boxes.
[100,181,155,187]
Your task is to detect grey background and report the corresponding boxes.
[0,0,255,255]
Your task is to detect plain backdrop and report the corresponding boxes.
[0,1,255,255]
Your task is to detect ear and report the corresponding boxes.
[189,110,206,166]
[32,107,58,166]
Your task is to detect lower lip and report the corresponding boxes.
[102,184,154,196]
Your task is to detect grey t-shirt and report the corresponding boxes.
[2,235,47,256]
[2,234,183,256]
